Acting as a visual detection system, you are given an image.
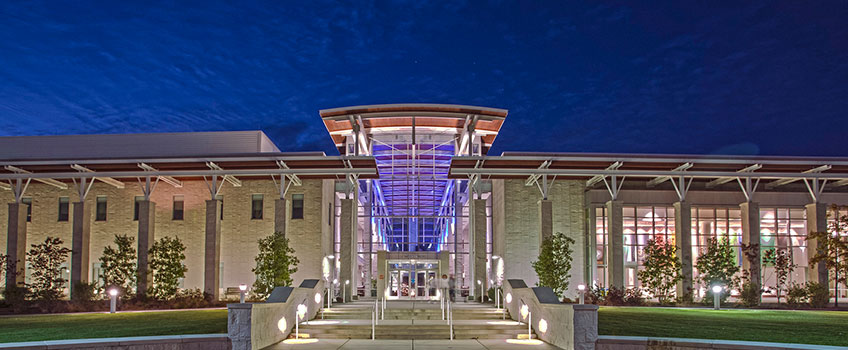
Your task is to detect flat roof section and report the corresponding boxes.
[0,131,280,161]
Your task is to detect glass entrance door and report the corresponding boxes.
[387,260,439,300]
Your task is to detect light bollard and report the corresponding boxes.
[343,279,349,303]
[712,285,723,310]
[108,288,118,314]
[238,284,247,303]
[578,284,586,304]
[477,280,483,303]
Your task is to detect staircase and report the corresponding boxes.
[292,300,536,340]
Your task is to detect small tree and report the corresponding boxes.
[26,237,72,300]
[762,248,796,304]
[147,236,188,300]
[695,237,739,303]
[532,231,575,299]
[637,236,681,304]
[252,231,299,299]
[807,205,848,304]
[99,234,137,295]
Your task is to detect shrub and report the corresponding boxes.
[695,237,739,304]
[532,232,575,299]
[252,232,299,299]
[487,287,496,302]
[786,283,807,308]
[739,282,763,307]
[147,236,188,300]
[173,288,207,309]
[806,282,830,308]
[586,285,606,305]
[72,281,98,302]
[26,237,72,301]
[623,288,645,306]
[99,234,137,297]
[637,237,682,304]
[762,248,796,304]
[605,286,626,305]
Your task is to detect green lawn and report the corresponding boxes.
[0,309,227,343]
[599,307,848,346]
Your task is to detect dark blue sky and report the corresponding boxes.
[1,1,846,156]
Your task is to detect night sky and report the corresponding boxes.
[1,1,846,156]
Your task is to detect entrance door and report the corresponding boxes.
[387,260,439,300]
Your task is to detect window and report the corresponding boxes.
[133,196,144,221]
[172,195,184,220]
[760,207,808,290]
[22,197,32,222]
[95,196,107,221]
[328,203,332,225]
[292,194,304,219]
[58,197,69,222]
[251,194,264,220]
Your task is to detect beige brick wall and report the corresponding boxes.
[0,178,329,294]
[496,179,586,297]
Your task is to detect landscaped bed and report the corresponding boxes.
[0,309,227,343]
[599,306,848,347]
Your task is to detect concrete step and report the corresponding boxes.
[294,326,535,340]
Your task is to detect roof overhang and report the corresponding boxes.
[0,153,379,183]
[449,152,848,194]
[319,104,508,154]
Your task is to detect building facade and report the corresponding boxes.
[1,104,846,302]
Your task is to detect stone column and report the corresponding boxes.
[539,199,553,244]
[805,202,828,285]
[274,198,287,236]
[204,199,222,300]
[673,201,694,301]
[605,200,624,289]
[339,198,356,302]
[136,200,155,297]
[71,201,91,299]
[740,202,761,293]
[472,198,487,300]
[5,203,27,288]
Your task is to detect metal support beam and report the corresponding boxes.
[766,165,831,189]
[203,175,225,199]
[138,163,183,188]
[71,164,125,188]
[4,165,67,189]
[670,176,693,202]
[602,175,626,201]
[586,161,622,187]
[737,177,760,202]
[0,181,10,191]
[706,164,761,188]
[803,177,828,203]
[206,162,242,187]
[276,160,302,186]
[525,160,551,186]
[833,179,848,187]
[136,176,160,201]
[647,163,693,187]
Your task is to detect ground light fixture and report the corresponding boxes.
[477,280,483,302]
[343,279,349,302]
[108,288,118,314]
[239,284,247,303]
[712,285,723,310]
[578,284,586,304]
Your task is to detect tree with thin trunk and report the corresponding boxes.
[806,205,848,304]
[533,231,575,299]
[99,234,137,296]
[252,231,299,299]
[637,236,682,304]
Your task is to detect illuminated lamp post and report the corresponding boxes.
[344,279,349,303]
[712,285,723,310]
[578,284,586,304]
[239,284,247,303]
[108,288,118,314]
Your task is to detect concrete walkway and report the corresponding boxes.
[266,339,560,350]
